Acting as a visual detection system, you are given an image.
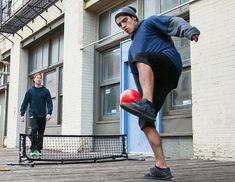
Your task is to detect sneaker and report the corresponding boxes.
[37,150,42,156]
[30,150,38,156]
[120,98,156,122]
[144,166,173,180]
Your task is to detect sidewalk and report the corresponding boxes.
[0,147,235,182]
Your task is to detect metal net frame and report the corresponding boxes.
[19,134,128,164]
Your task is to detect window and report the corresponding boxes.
[50,37,59,65]
[29,41,49,72]
[102,85,120,117]
[169,70,191,110]
[0,53,9,86]
[28,32,63,125]
[44,71,57,125]
[144,0,189,17]
[59,34,64,62]
[100,48,120,120]
[143,0,192,118]
[49,33,64,65]
[98,0,137,39]
[58,67,63,124]
[172,37,190,66]
[166,20,192,114]
[29,33,63,72]
[101,48,120,82]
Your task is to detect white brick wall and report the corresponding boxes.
[191,0,235,160]
[6,36,28,148]
[62,0,83,135]
[62,0,95,135]
[80,11,96,135]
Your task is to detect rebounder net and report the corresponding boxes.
[19,134,128,164]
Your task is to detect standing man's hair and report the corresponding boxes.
[33,72,42,78]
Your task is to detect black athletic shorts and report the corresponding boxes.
[132,52,181,130]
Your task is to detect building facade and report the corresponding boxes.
[0,0,234,160]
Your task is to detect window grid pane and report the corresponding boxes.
[172,37,190,66]
[170,70,191,110]
[43,42,49,68]
[59,67,63,95]
[47,98,57,126]
[98,0,137,39]
[144,0,160,18]
[144,0,189,18]
[36,46,43,69]
[161,0,180,12]
[100,47,120,119]
[99,11,110,39]
[29,50,37,72]
[102,85,120,117]
[59,34,64,61]
[58,96,63,124]
[101,48,120,82]
[50,37,59,65]
[44,71,57,98]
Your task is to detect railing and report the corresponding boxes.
[0,0,62,34]
[0,0,23,23]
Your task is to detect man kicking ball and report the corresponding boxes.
[115,6,200,180]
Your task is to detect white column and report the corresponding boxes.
[63,0,95,135]
[6,36,28,148]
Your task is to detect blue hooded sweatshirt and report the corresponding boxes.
[128,15,200,74]
[20,86,53,118]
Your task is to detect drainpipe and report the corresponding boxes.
[3,83,9,147]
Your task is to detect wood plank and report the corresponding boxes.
[0,147,235,182]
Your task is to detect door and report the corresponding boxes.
[120,40,162,154]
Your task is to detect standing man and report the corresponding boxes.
[115,6,200,180]
[20,72,53,156]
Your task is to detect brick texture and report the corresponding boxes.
[191,0,235,160]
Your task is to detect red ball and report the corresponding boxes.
[120,89,141,103]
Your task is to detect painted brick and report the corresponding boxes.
[191,0,235,160]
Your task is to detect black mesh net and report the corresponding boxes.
[19,134,128,163]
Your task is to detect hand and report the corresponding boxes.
[20,116,25,122]
[46,114,52,121]
[191,34,199,42]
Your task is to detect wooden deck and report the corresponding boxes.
[0,147,235,182]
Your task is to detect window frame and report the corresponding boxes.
[163,14,192,118]
[98,47,121,121]
[143,0,189,18]
[142,0,192,118]
[28,32,64,126]
[98,0,137,40]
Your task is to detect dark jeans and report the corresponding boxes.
[133,52,181,130]
[29,117,46,151]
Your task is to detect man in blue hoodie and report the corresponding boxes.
[20,72,53,156]
[115,6,200,180]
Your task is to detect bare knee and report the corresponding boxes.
[135,62,151,71]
